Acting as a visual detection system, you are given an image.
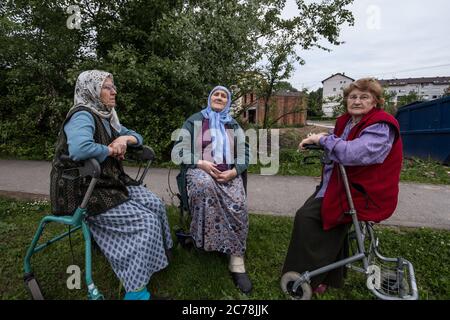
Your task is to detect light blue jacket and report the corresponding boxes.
[64,110,143,163]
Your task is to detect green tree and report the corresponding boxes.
[274,81,298,92]
[255,0,355,128]
[0,0,355,160]
[307,87,324,117]
[383,90,398,115]
[397,91,422,107]
[0,0,88,158]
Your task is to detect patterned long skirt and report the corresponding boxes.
[186,168,248,257]
[88,185,173,292]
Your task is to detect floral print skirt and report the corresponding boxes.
[186,168,248,257]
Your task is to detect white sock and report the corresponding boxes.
[229,255,246,273]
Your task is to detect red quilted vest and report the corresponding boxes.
[321,108,403,230]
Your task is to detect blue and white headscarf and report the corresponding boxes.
[201,86,233,164]
[71,70,122,132]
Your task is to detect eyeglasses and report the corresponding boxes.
[102,84,117,92]
[348,94,372,101]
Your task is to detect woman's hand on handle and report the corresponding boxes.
[298,132,328,151]
[108,135,137,160]
[108,144,124,160]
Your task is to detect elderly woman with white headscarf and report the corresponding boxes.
[173,86,252,294]
[50,70,173,300]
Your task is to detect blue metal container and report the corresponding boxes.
[395,96,450,165]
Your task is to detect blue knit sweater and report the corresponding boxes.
[64,110,143,163]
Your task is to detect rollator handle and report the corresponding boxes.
[79,159,101,179]
[141,146,155,161]
[126,145,155,184]
[59,154,101,179]
[127,145,155,162]
[301,144,332,165]
[302,143,323,150]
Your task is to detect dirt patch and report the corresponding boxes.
[278,125,332,149]
[0,190,49,201]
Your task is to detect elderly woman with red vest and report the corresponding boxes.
[282,78,403,294]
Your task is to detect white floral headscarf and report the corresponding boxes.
[71,70,121,132]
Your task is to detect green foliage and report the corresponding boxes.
[307,87,324,117]
[401,157,450,185]
[1,0,354,160]
[330,95,346,117]
[382,90,398,115]
[397,90,423,108]
[256,0,355,128]
[0,0,85,159]
[273,81,298,92]
[248,148,322,176]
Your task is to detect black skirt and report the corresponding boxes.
[282,190,351,289]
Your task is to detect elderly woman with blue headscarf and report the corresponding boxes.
[50,70,173,300]
[173,86,251,294]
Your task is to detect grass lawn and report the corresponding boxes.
[1,197,449,300]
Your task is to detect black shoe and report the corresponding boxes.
[230,272,252,294]
[165,248,173,262]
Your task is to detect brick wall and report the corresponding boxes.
[240,92,307,126]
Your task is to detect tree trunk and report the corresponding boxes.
[262,78,276,129]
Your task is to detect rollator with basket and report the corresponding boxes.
[23,146,155,300]
[280,144,419,300]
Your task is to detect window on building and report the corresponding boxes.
[333,88,336,92]
[248,109,256,124]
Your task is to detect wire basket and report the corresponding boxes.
[368,254,418,300]
[347,222,419,300]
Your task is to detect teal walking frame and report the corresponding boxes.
[23,146,155,300]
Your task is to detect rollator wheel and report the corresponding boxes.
[25,276,44,300]
[280,271,312,300]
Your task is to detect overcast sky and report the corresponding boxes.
[282,0,450,91]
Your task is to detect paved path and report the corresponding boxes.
[306,121,335,129]
[0,160,449,230]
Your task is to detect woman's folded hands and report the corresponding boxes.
[197,160,237,183]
